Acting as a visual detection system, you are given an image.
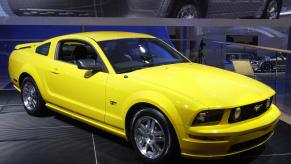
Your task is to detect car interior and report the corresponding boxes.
[58,41,98,64]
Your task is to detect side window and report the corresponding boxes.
[57,40,98,64]
[36,43,50,56]
[57,40,107,72]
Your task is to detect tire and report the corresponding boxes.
[174,2,202,18]
[129,108,179,164]
[261,62,273,72]
[21,76,46,116]
[262,0,280,19]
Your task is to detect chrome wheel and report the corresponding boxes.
[266,0,279,20]
[22,82,37,111]
[177,5,199,19]
[134,116,166,159]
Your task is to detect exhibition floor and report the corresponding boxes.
[0,90,291,164]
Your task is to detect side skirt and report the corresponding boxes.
[45,102,127,139]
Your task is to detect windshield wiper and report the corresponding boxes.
[119,65,150,73]
[158,61,187,66]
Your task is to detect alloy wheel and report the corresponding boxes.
[177,5,199,19]
[22,82,37,111]
[133,116,166,159]
[266,0,279,20]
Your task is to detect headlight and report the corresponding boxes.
[192,110,224,126]
[232,107,241,122]
[266,97,273,109]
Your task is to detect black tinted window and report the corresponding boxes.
[58,41,98,64]
[36,43,50,56]
[57,40,107,72]
[98,38,189,73]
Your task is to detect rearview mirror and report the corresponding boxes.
[77,59,102,71]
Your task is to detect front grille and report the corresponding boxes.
[228,97,272,123]
[228,131,273,153]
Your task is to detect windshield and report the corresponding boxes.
[98,38,190,73]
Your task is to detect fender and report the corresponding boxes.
[121,90,186,139]
[166,0,208,18]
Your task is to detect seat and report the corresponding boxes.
[72,46,87,63]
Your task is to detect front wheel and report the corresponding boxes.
[262,0,280,19]
[21,76,46,116]
[261,62,273,72]
[130,108,179,163]
[176,4,201,19]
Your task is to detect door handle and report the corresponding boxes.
[51,71,60,75]
[51,68,60,75]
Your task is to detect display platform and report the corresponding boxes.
[1,90,291,164]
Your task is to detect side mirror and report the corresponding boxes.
[77,59,102,71]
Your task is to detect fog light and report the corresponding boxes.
[234,107,241,120]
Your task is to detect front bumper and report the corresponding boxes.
[180,104,281,158]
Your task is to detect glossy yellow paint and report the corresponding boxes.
[8,31,281,158]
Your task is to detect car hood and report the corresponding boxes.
[128,63,275,108]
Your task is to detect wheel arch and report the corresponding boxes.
[19,72,32,87]
[18,66,47,99]
[168,0,208,18]
[265,0,283,9]
[125,102,162,139]
[261,0,282,18]
[123,92,184,147]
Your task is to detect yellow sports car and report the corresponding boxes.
[8,31,281,163]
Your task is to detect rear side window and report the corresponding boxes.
[36,43,51,56]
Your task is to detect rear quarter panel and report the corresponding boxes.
[8,45,51,100]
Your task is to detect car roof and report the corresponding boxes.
[52,31,156,42]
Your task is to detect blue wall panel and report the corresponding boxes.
[0,25,81,39]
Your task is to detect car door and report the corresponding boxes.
[232,0,264,18]
[45,38,108,122]
[99,0,129,17]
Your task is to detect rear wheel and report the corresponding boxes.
[21,76,46,116]
[262,0,280,19]
[129,108,179,163]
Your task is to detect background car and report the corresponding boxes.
[3,0,282,19]
[251,54,287,72]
